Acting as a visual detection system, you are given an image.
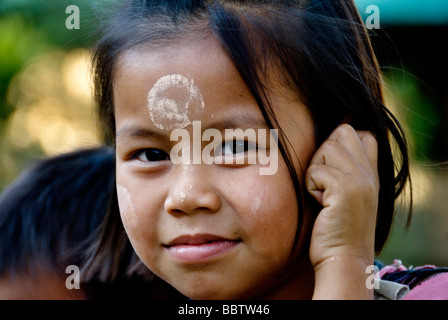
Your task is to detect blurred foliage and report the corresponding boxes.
[0,0,99,118]
[383,69,441,162]
[0,0,112,190]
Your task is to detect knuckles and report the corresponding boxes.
[330,123,357,139]
[306,124,380,203]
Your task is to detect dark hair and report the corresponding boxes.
[92,0,412,265]
[0,147,169,299]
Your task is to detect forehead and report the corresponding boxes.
[114,36,248,95]
[112,36,264,133]
[112,34,314,141]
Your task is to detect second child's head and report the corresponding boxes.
[93,0,410,299]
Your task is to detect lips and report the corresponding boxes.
[163,234,240,264]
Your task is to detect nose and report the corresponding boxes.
[164,165,221,216]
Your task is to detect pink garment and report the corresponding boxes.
[377,259,408,279]
[376,259,448,300]
[403,272,448,300]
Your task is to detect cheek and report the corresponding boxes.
[115,175,160,251]
[233,165,300,255]
[252,184,298,243]
[115,178,163,270]
[116,184,139,229]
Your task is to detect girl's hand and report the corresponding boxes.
[305,124,379,299]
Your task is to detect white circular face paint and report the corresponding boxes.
[147,74,205,130]
[116,184,139,227]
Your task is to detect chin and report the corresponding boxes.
[175,278,252,300]
[181,285,236,300]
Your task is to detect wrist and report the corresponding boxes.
[312,255,374,300]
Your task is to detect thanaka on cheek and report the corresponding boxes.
[117,184,139,227]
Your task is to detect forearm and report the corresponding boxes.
[312,255,374,300]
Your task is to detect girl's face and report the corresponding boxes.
[113,36,316,299]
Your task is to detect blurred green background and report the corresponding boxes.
[0,0,447,268]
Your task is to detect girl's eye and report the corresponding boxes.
[134,148,169,162]
[216,140,257,156]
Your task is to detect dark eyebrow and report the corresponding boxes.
[116,127,169,141]
[116,114,268,140]
[203,113,268,131]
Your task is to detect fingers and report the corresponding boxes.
[306,163,343,206]
[356,130,378,173]
[305,124,379,205]
[311,124,377,173]
[307,124,379,277]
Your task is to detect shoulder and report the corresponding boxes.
[374,259,448,300]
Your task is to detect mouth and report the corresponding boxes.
[163,234,241,264]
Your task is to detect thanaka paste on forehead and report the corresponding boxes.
[147,74,205,131]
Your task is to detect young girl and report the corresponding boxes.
[88,0,412,299]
